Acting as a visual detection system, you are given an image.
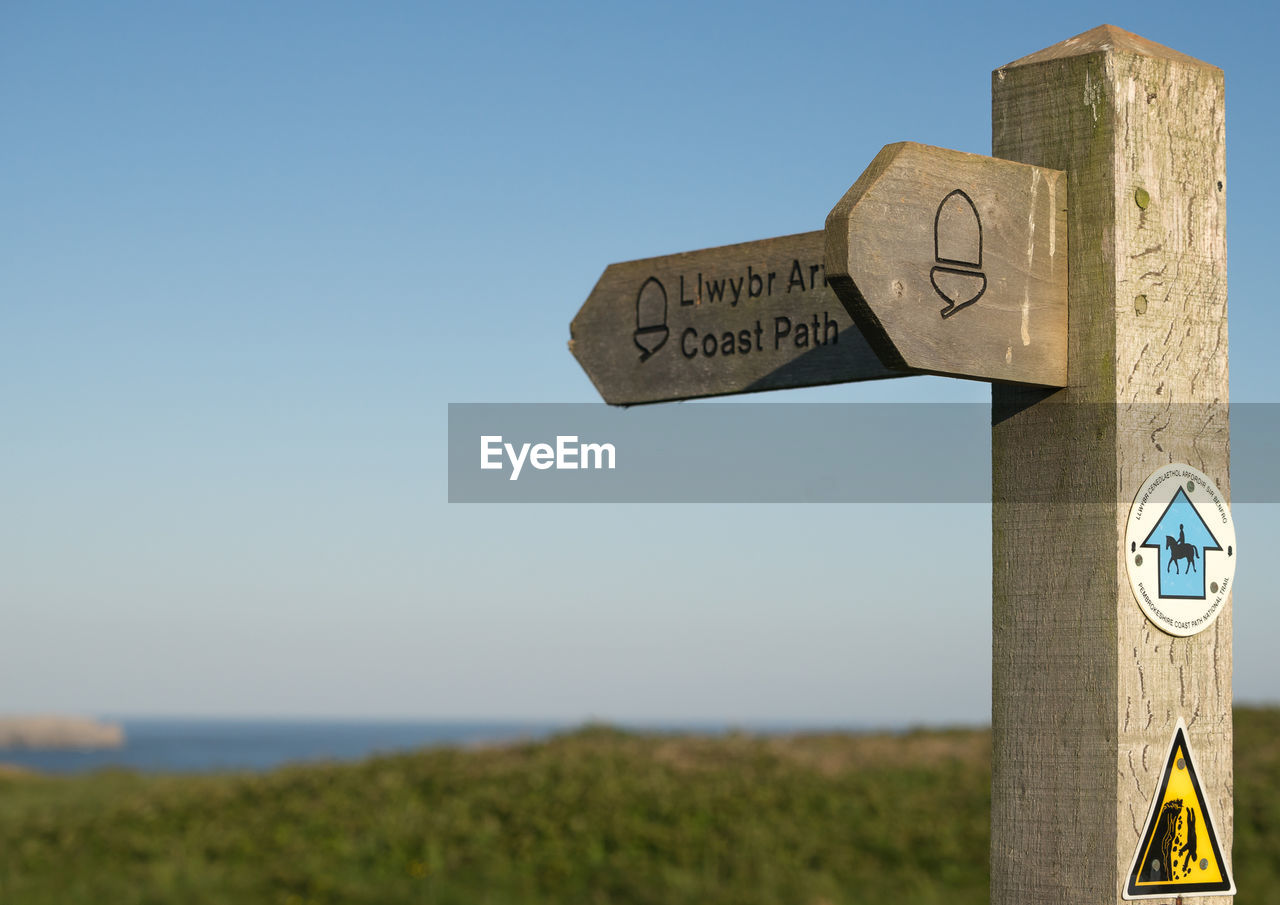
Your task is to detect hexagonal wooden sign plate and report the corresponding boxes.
[570,231,907,405]
[825,142,1067,386]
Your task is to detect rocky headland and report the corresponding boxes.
[0,715,125,750]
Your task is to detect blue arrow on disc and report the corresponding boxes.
[1140,486,1223,599]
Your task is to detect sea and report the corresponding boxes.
[0,717,866,775]
[0,719,565,775]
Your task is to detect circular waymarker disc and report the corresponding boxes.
[1125,464,1236,637]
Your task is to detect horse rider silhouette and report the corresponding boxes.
[1166,528,1199,574]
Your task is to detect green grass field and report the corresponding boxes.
[1,709,1277,905]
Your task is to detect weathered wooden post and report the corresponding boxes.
[990,26,1232,903]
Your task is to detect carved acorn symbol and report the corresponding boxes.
[633,276,669,361]
[930,190,987,318]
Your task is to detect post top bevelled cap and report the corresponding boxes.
[1000,24,1218,71]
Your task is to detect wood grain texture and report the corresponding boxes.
[570,232,907,405]
[990,24,1229,904]
[825,142,1067,386]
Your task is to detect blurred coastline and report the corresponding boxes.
[0,716,921,775]
[0,718,559,774]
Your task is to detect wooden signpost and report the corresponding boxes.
[568,23,1233,904]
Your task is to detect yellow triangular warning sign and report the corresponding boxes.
[1124,719,1235,899]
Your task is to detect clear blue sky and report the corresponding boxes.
[3,2,1277,722]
